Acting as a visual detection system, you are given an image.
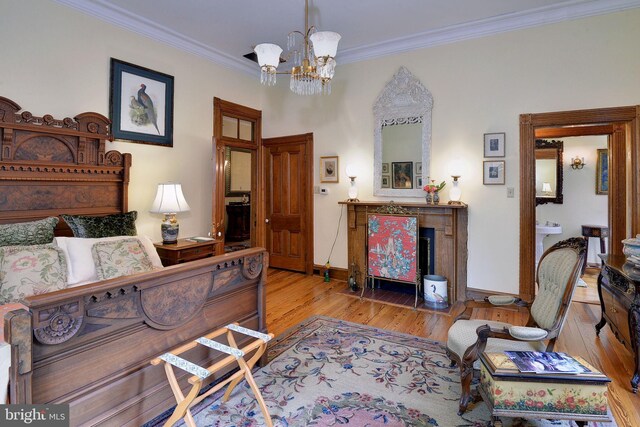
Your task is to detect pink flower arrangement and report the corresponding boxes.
[422,179,446,193]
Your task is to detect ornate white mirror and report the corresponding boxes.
[374,66,433,197]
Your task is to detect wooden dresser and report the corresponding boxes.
[595,254,640,392]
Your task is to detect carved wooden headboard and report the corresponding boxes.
[0,96,131,235]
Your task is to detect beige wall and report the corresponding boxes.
[1,0,265,241]
[261,9,640,293]
[3,2,640,293]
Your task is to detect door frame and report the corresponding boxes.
[519,106,640,301]
[213,98,264,250]
[262,133,314,274]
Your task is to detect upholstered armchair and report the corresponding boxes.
[446,237,586,415]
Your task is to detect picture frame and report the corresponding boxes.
[392,161,413,189]
[416,175,422,188]
[415,162,423,175]
[110,58,174,147]
[320,156,339,183]
[484,132,505,157]
[596,148,608,195]
[381,175,391,188]
[382,163,390,174]
[483,160,505,185]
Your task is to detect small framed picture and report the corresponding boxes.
[320,156,339,183]
[416,175,423,188]
[381,175,390,188]
[415,162,423,175]
[483,160,505,185]
[382,163,390,174]
[484,132,505,157]
[392,161,413,189]
[110,58,174,147]
[596,148,608,195]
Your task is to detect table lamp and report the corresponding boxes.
[150,183,190,244]
[345,164,359,202]
[542,182,552,195]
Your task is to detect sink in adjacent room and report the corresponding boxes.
[535,222,562,267]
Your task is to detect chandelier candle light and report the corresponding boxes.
[150,183,191,244]
[254,0,341,95]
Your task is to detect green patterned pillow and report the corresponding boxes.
[0,244,68,304]
[0,217,59,247]
[91,237,154,280]
[62,211,137,238]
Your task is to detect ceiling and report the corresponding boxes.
[55,0,639,75]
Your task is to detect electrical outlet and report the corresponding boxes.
[320,187,329,195]
[507,187,515,198]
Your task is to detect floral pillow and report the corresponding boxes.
[0,217,59,247]
[91,238,155,280]
[62,211,137,238]
[0,244,68,304]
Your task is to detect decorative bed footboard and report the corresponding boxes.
[3,248,268,427]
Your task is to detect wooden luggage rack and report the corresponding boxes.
[151,323,274,427]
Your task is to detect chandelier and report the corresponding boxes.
[253,0,341,95]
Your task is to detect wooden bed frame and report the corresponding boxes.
[0,97,268,426]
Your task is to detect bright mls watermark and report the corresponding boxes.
[1,405,69,426]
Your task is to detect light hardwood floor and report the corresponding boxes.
[265,269,639,426]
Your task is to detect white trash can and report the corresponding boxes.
[423,275,448,308]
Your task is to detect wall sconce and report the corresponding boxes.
[542,182,552,195]
[570,156,585,170]
[448,175,462,205]
[345,164,359,202]
[150,182,191,244]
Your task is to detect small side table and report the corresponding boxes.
[581,224,609,273]
[154,238,220,266]
[479,352,611,427]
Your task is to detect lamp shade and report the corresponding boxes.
[254,43,282,68]
[345,164,358,179]
[150,183,190,214]
[542,182,552,193]
[310,31,341,57]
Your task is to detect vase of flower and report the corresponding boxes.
[425,192,433,204]
[423,178,446,205]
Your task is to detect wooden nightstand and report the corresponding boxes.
[154,238,220,266]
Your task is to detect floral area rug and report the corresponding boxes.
[165,316,616,426]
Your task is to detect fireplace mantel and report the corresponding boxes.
[340,201,468,304]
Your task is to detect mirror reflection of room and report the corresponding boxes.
[535,134,608,305]
[224,146,253,253]
[381,122,421,189]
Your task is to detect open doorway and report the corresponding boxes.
[534,131,609,304]
[519,106,640,302]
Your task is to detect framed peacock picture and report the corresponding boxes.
[109,58,174,147]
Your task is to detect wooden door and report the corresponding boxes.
[263,133,313,274]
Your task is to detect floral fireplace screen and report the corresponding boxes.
[367,214,418,283]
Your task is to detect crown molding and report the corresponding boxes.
[54,0,640,74]
[52,0,257,76]
[339,0,640,64]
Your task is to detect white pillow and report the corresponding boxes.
[54,235,163,286]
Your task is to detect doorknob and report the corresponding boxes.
[265,218,270,223]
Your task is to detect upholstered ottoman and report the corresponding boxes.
[479,352,611,426]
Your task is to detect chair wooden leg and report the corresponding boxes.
[458,361,474,415]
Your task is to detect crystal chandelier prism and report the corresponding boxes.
[254,0,341,95]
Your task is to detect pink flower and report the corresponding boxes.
[11,256,37,271]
